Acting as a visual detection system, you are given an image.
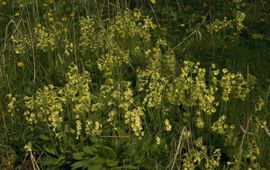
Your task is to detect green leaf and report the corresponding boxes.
[43,155,58,166]
[91,137,99,144]
[140,159,156,169]
[88,156,105,165]
[122,165,138,169]
[44,145,57,156]
[71,160,87,170]
[72,152,84,160]
[83,146,95,155]
[101,146,116,160]
[106,159,119,167]
[39,134,50,141]
[87,164,106,170]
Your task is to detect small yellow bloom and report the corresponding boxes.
[15,12,20,17]
[47,12,53,17]
[251,33,264,40]
[151,23,157,29]
[19,3,25,8]
[49,17,54,22]
[2,1,7,5]
[70,12,75,17]
[150,0,156,4]
[156,136,161,145]
[222,68,228,74]
[17,61,24,67]
[165,119,172,132]
[61,17,67,22]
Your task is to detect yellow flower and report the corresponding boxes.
[151,23,157,29]
[2,1,7,5]
[251,33,264,40]
[47,12,53,17]
[222,68,228,74]
[19,3,25,8]
[70,12,75,17]
[48,0,54,4]
[164,119,172,132]
[150,0,156,4]
[15,12,20,17]
[49,17,54,22]
[156,136,161,145]
[61,17,67,22]
[17,61,24,67]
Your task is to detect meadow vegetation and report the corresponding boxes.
[0,0,270,169]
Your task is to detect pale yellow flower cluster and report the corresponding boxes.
[156,136,161,145]
[182,137,221,170]
[64,38,74,56]
[252,33,264,40]
[97,48,130,77]
[79,17,104,54]
[85,120,103,136]
[137,40,173,109]
[124,107,144,137]
[7,94,16,114]
[255,96,265,111]
[63,64,91,139]
[96,77,145,137]
[34,24,57,52]
[109,10,154,42]
[167,61,218,119]
[206,10,246,35]
[235,11,246,32]
[220,71,250,102]
[75,114,82,139]
[24,84,63,134]
[207,17,233,33]
[142,72,168,108]
[164,119,172,132]
[246,141,260,163]
[211,115,235,135]
[11,34,30,54]
[23,64,94,139]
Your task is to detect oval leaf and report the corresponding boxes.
[83,146,95,155]
[71,160,87,170]
[87,164,105,170]
[122,165,138,169]
[106,159,119,167]
[88,156,105,165]
[39,134,50,141]
[44,145,57,156]
[101,146,116,160]
[73,152,84,160]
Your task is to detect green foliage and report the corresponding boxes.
[1,0,270,169]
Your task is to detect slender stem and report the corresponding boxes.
[171,126,186,170]
[0,105,9,145]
